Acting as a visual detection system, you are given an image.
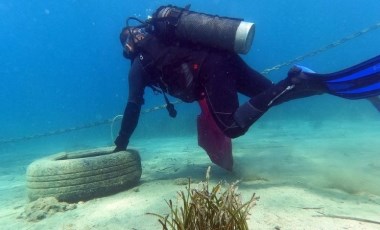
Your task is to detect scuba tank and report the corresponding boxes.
[146,5,255,54]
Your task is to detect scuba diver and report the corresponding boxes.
[114,5,380,171]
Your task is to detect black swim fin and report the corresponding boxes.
[303,55,380,99]
[367,96,380,112]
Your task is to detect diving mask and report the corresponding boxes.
[120,27,147,60]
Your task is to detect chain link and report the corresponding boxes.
[1,22,379,145]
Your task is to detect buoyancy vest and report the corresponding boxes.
[136,34,209,102]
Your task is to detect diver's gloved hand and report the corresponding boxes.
[113,136,128,152]
[113,145,126,153]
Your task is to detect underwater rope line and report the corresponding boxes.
[0,101,184,145]
[1,22,379,145]
[261,21,380,74]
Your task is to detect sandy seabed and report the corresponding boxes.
[1,120,380,229]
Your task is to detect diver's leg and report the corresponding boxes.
[201,55,277,138]
[201,72,242,138]
[232,55,273,98]
[200,55,249,138]
[234,66,328,130]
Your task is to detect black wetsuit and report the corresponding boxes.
[115,35,273,149]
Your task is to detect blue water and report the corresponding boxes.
[1,1,380,228]
[1,0,380,194]
[1,0,379,140]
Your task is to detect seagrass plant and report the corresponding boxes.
[148,166,258,230]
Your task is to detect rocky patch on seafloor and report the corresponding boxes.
[18,197,77,222]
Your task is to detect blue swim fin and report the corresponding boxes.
[305,55,380,99]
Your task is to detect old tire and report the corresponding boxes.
[26,147,142,203]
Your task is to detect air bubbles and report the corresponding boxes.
[145,8,154,17]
